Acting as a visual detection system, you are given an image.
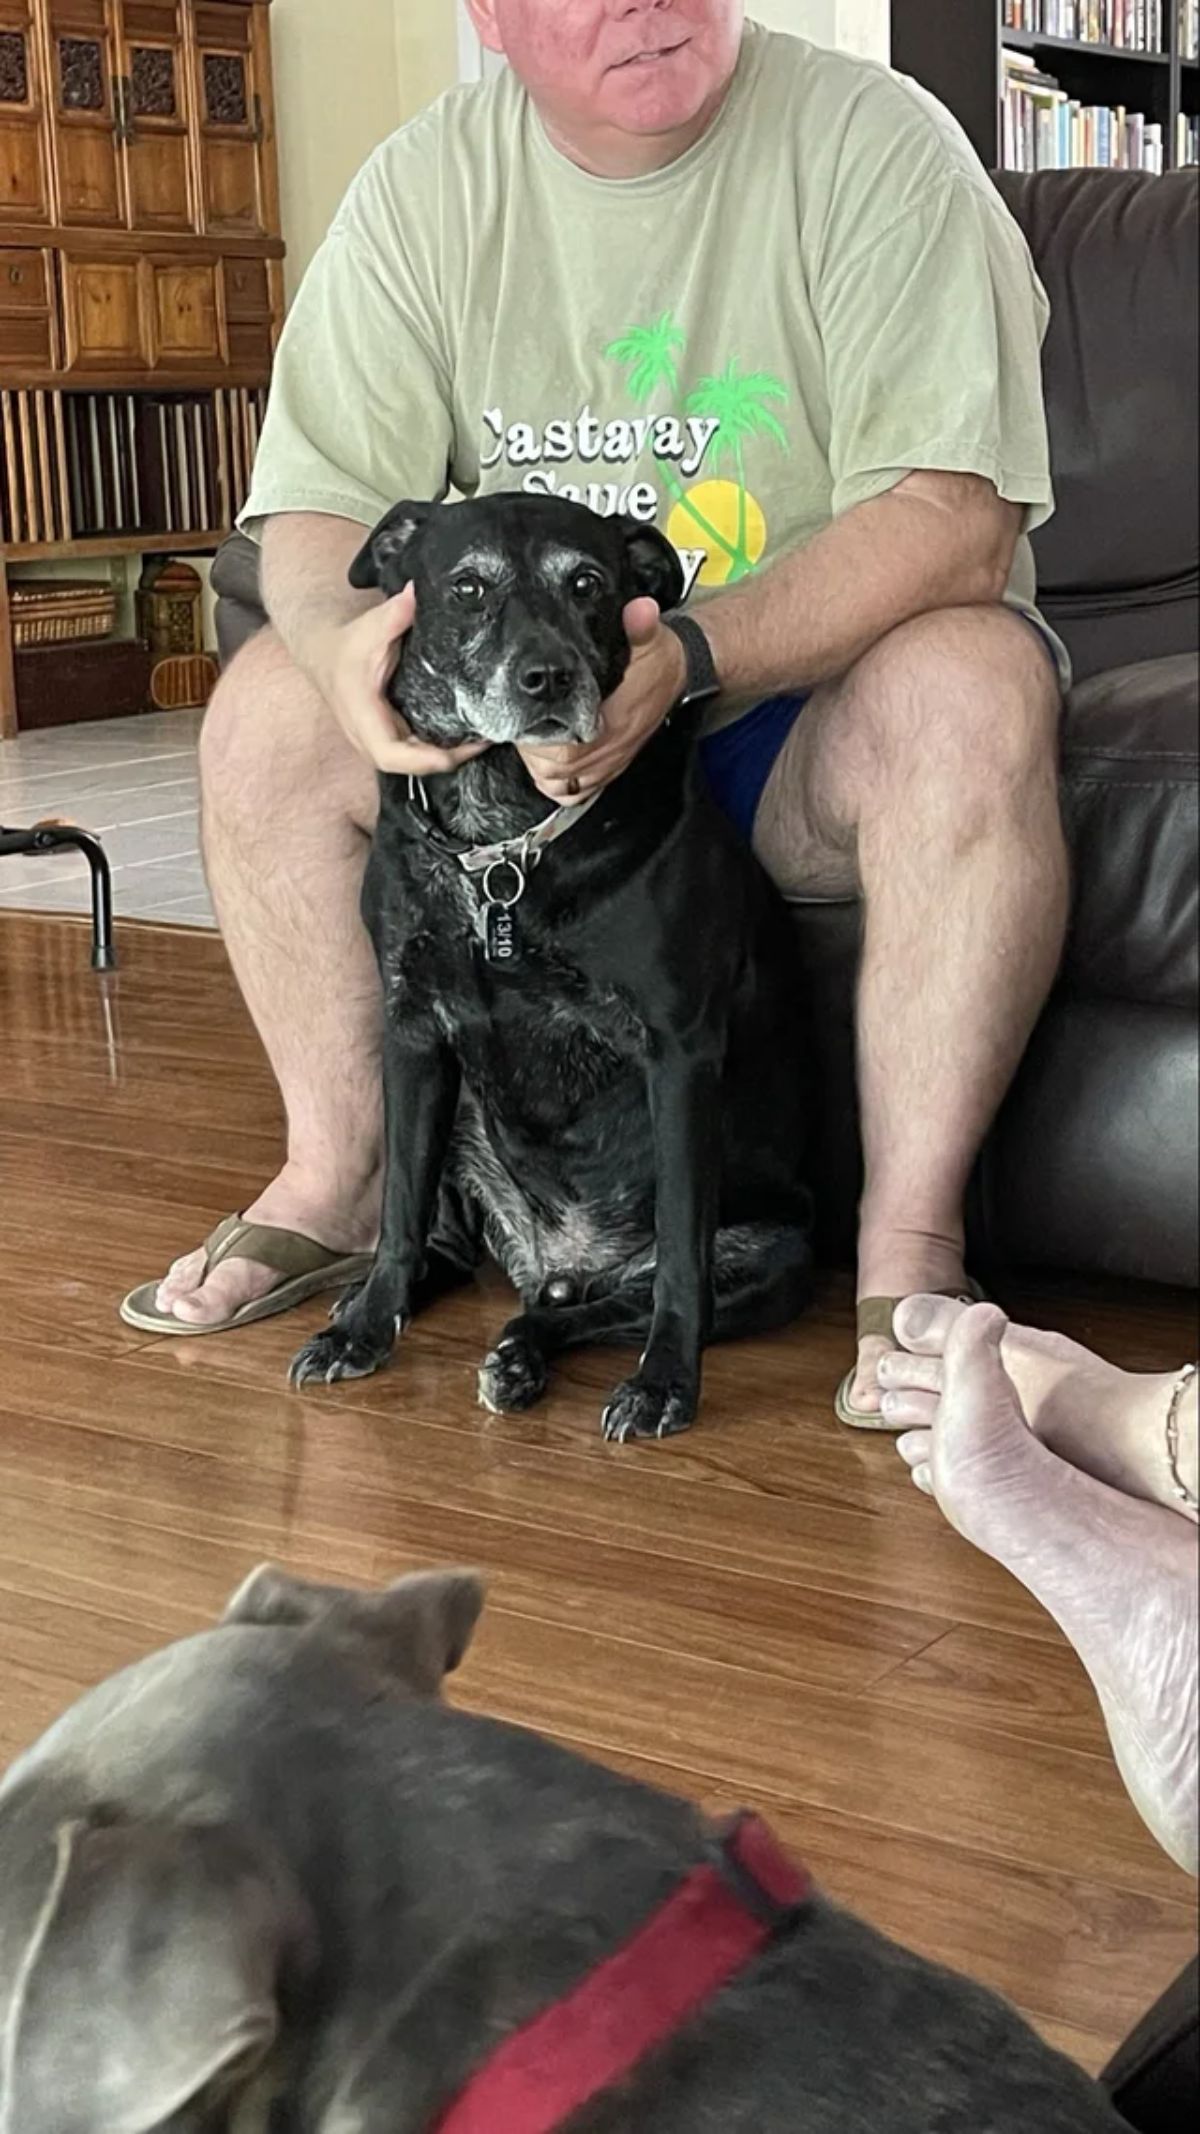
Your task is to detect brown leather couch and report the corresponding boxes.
[211,167,1199,1291]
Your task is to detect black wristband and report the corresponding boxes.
[663,611,721,709]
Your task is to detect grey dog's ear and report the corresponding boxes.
[223,1565,486,1694]
[617,517,686,613]
[348,498,433,590]
[5,1816,304,2132]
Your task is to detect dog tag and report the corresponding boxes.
[484,899,522,968]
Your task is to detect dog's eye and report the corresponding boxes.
[451,573,488,606]
[569,568,604,601]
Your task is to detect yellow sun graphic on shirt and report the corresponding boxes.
[667,480,767,586]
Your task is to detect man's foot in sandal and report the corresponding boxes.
[121,1166,379,1333]
[835,1227,982,1430]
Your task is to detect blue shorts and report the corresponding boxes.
[696,613,1067,844]
[698,693,808,842]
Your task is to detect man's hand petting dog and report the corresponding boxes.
[312,586,492,778]
[520,595,687,803]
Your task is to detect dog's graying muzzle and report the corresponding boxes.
[504,642,601,744]
[515,651,576,707]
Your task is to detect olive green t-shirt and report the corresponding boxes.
[241,22,1067,710]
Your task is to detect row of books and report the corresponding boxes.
[1003,50,1167,162]
[0,386,264,548]
[1181,112,1200,157]
[1002,2,1166,47]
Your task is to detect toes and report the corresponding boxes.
[892,1293,971,1355]
[944,1302,1013,1378]
[155,1249,206,1309]
[895,1427,934,1472]
[849,1336,888,1412]
[156,1254,278,1326]
[881,1387,939,1428]
[877,1351,943,1396]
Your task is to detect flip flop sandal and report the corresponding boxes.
[119,1214,375,1337]
[834,1281,988,1432]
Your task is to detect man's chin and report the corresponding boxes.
[602,51,713,129]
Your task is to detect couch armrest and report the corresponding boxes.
[211,532,267,670]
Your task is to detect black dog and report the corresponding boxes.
[290,494,814,1440]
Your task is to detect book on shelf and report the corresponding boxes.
[1181,1,1199,60]
[1001,3,1166,50]
[1003,47,1166,163]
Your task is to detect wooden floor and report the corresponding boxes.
[1,911,1195,2077]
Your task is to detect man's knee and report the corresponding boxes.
[199,628,377,838]
[842,605,1062,811]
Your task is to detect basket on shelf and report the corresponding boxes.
[9,578,117,649]
[149,652,219,711]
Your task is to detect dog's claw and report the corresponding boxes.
[600,1373,698,1445]
[288,1325,392,1389]
[477,1331,549,1414]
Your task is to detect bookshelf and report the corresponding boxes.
[891,3,1200,172]
[0,0,282,738]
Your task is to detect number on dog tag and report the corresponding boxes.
[484,900,522,967]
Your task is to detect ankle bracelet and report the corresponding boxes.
[1165,1362,1198,1511]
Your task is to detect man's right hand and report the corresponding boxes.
[309,586,489,777]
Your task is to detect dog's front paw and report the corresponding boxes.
[477,1330,549,1414]
[601,1372,698,1445]
[288,1320,397,1389]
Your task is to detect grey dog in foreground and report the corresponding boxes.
[0,1569,1126,2132]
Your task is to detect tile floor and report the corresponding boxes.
[0,709,214,927]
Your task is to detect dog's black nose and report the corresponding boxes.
[517,660,575,705]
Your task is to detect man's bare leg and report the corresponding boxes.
[754,605,1067,1414]
[154,627,383,1325]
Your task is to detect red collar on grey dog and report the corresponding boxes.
[432,1813,811,2134]
[406,776,603,878]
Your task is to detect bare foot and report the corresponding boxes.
[845,1224,969,1417]
[893,1303,1198,1876]
[152,1162,380,1326]
[879,1294,1198,1519]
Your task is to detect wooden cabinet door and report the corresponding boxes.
[187,0,269,237]
[221,247,269,366]
[114,0,194,231]
[147,252,221,364]
[44,0,125,226]
[0,0,51,222]
[60,249,144,365]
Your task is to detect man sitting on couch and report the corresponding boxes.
[120,0,1070,1422]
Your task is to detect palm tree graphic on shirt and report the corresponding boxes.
[603,313,789,584]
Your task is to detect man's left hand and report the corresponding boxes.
[519,598,687,804]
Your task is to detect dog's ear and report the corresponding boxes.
[348,499,432,590]
[223,1565,486,1694]
[5,1815,305,2131]
[617,518,686,613]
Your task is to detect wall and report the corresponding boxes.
[750,1,889,61]
[396,4,461,115]
[270,0,458,299]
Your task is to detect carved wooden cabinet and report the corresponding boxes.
[0,0,281,732]
[0,0,277,241]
